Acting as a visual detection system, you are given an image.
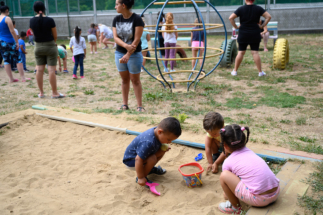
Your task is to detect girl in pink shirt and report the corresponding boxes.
[218,124,280,214]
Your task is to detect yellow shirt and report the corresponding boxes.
[206,132,221,142]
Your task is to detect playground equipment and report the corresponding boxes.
[140,0,227,92]
[219,39,237,67]
[273,38,289,70]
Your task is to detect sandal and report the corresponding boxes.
[119,104,129,110]
[137,107,145,112]
[51,93,65,99]
[38,94,45,98]
[148,166,166,175]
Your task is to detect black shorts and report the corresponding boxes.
[238,43,260,51]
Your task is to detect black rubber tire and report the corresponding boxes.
[176,45,187,59]
[219,39,238,67]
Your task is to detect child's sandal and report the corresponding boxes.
[119,104,129,110]
[148,166,166,175]
[137,107,145,112]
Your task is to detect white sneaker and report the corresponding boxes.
[90,52,93,54]
[259,71,266,77]
[218,201,241,214]
[170,69,176,72]
[164,68,168,72]
[141,69,144,73]
[231,70,237,76]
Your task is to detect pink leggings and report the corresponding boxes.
[261,32,270,45]
[164,42,176,70]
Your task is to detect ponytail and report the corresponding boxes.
[33,1,45,30]
[165,12,174,31]
[75,26,81,44]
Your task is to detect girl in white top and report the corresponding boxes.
[97,24,115,49]
[161,12,178,72]
[69,26,86,79]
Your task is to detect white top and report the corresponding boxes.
[14,28,18,36]
[98,25,113,38]
[69,36,86,56]
[162,24,177,44]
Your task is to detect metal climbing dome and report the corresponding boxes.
[140,0,227,92]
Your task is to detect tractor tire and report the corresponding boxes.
[219,39,237,67]
[273,38,289,70]
[176,45,187,60]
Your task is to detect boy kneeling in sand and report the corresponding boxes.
[123,117,182,186]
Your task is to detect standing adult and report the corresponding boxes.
[87,23,98,54]
[30,1,64,98]
[113,0,145,112]
[229,0,271,77]
[0,1,29,82]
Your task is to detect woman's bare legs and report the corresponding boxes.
[251,50,262,72]
[17,63,27,81]
[119,71,130,108]
[130,73,143,111]
[4,64,15,82]
[36,65,61,96]
[234,51,246,72]
[103,38,115,48]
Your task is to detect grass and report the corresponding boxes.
[298,162,323,214]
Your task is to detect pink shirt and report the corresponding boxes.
[223,147,279,195]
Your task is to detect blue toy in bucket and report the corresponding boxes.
[178,162,204,188]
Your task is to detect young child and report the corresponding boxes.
[87,23,98,54]
[18,31,29,72]
[57,44,68,73]
[203,112,226,174]
[191,18,205,71]
[69,26,86,79]
[161,12,178,72]
[26,28,34,45]
[218,124,280,214]
[140,17,150,72]
[123,117,182,186]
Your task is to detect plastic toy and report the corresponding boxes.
[178,162,204,188]
[146,182,161,196]
[195,153,203,161]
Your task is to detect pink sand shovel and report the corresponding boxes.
[146,182,161,196]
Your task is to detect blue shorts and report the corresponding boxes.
[123,159,135,167]
[0,40,22,65]
[115,51,143,74]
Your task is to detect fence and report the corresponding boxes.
[4,0,323,17]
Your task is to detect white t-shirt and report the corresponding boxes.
[162,24,177,44]
[98,25,113,39]
[14,28,18,36]
[69,36,86,56]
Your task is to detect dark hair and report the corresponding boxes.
[12,20,15,25]
[157,11,165,20]
[220,124,250,153]
[20,31,26,37]
[247,0,255,3]
[60,44,66,50]
[74,26,81,44]
[0,1,9,13]
[203,112,224,131]
[33,1,46,31]
[158,117,182,137]
[119,0,134,9]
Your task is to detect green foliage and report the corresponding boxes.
[84,89,95,95]
[259,91,306,108]
[296,116,307,125]
[226,97,255,109]
[173,113,188,124]
[288,140,323,155]
[299,136,316,143]
[280,119,291,124]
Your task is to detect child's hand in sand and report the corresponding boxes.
[212,163,219,173]
[137,177,147,186]
[207,163,213,172]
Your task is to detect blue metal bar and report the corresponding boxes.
[140,1,168,90]
[187,0,207,91]
[203,0,227,78]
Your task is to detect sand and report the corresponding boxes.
[0,109,229,215]
[180,166,202,175]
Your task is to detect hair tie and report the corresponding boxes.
[241,127,245,131]
[39,11,43,14]
[231,140,241,145]
[221,128,225,132]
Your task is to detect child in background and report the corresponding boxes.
[140,17,150,72]
[203,112,226,174]
[161,12,178,72]
[69,26,86,79]
[123,117,181,186]
[87,23,98,54]
[26,28,34,45]
[57,44,68,73]
[218,124,280,214]
[18,31,29,72]
[191,18,205,71]
[97,24,115,49]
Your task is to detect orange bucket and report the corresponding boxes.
[178,162,204,188]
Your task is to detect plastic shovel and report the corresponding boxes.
[146,182,161,196]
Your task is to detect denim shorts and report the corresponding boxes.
[0,40,22,65]
[115,51,143,74]
[87,34,97,42]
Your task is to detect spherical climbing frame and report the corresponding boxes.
[140,0,228,92]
